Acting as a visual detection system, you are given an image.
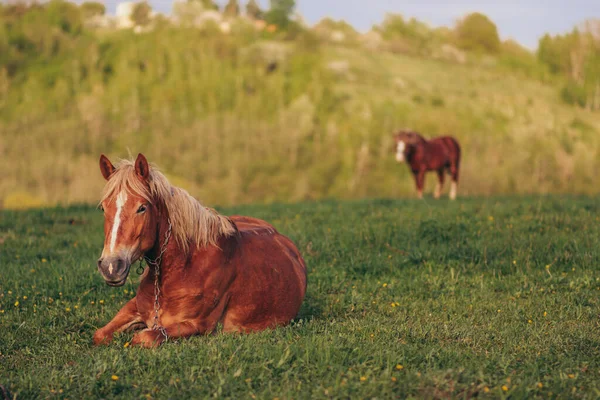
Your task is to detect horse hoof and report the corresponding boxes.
[93,330,113,346]
[132,329,164,348]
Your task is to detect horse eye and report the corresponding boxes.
[137,205,147,214]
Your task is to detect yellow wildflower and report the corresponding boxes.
[111,375,119,381]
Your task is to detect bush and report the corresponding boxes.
[131,1,152,27]
[246,0,263,20]
[376,14,435,55]
[3,191,46,210]
[223,0,239,18]
[265,0,295,30]
[431,95,445,107]
[80,1,105,18]
[561,81,587,107]
[455,12,500,54]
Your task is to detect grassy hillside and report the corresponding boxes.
[1,196,599,398]
[1,5,600,209]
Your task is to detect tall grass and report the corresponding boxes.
[1,3,599,208]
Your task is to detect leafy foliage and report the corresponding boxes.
[196,0,219,11]
[537,22,600,110]
[265,0,295,29]
[80,1,105,18]
[131,1,152,27]
[223,0,240,18]
[455,12,501,53]
[375,14,439,55]
[245,0,263,20]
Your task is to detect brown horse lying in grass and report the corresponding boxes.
[93,153,307,348]
[393,131,461,200]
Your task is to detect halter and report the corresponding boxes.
[138,219,172,342]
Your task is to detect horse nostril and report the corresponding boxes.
[97,259,103,269]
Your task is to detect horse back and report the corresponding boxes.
[228,215,306,286]
[229,215,278,236]
[431,136,461,162]
[221,215,307,331]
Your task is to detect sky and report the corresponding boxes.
[98,0,600,49]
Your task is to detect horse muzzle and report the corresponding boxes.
[97,257,131,286]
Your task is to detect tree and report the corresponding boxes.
[196,0,219,11]
[80,1,105,18]
[245,0,263,20]
[537,21,600,110]
[224,0,239,18]
[131,1,152,26]
[265,0,295,29]
[455,12,501,53]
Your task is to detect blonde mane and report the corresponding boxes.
[100,159,236,253]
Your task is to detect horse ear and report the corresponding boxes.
[134,153,150,181]
[99,154,115,181]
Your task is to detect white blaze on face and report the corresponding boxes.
[108,191,128,254]
[395,141,406,162]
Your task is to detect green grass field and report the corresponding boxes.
[1,196,599,399]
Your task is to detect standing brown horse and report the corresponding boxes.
[93,153,307,348]
[393,131,461,200]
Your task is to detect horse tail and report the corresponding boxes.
[451,137,461,165]
[447,137,461,182]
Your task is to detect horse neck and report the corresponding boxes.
[146,203,182,276]
[413,134,427,145]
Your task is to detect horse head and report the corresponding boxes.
[97,153,161,286]
[393,131,425,162]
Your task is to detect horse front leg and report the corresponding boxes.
[414,170,426,199]
[131,293,231,348]
[131,321,200,348]
[93,297,143,345]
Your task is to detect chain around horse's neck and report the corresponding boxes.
[141,217,172,341]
